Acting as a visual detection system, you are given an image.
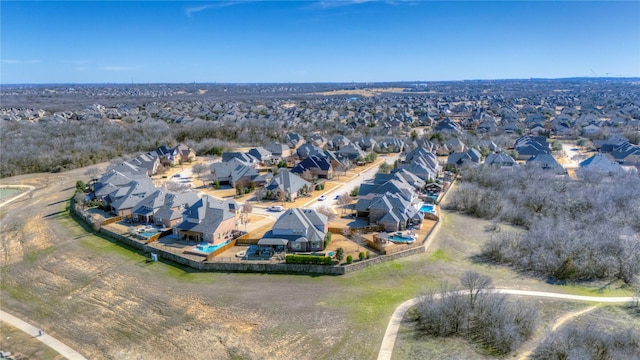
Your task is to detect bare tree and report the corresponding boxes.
[242,202,253,224]
[192,163,210,186]
[254,186,265,201]
[165,181,190,193]
[84,167,101,180]
[461,271,493,309]
[416,275,538,356]
[74,192,87,210]
[532,323,640,360]
[316,205,336,222]
[336,192,353,216]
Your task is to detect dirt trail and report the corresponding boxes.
[516,304,599,360]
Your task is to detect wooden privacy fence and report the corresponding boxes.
[206,239,238,261]
[328,224,384,236]
[145,229,173,244]
[101,215,123,226]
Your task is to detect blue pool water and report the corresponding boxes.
[389,235,415,243]
[139,230,159,238]
[420,204,436,213]
[195,240,231,254]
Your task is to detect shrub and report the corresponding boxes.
[359,251,365,261]
[346,255,353,264]
[335,247,344,262]
[531,323,640,360]
[324,232,332,249]
[285,254,332,265]
[365,251,371,259]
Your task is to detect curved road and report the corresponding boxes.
[377,288,636,360]
[0,310,88,360]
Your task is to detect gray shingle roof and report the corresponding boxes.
[269,208,327,244]
[176,195,235,234]
[579,153,623,174]
[265,169,311,196]
[484,152,517,167]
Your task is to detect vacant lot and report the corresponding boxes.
[0,167,635,359]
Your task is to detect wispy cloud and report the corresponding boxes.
[1,59,41,64]
[310,0,414,9]
[102,65,138,72]
[186,1,251,16]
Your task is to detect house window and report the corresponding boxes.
[292,242,300,250]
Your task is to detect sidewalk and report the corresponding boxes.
[0,310,88,360]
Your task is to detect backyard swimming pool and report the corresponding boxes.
[194,240,231,254]
[139,229,160,238]
[419,204,436,214]
[388,234,415,244]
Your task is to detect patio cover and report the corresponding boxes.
[257,238,289,246]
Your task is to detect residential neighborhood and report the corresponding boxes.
[2,0,640,358]
[2,79,640,360]
[54,77,639,274]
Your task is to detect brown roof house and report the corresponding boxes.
[175,143,196,163]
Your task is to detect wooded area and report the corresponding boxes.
[415,272,538,355]
[446,166,640,283]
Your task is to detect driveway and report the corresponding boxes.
[306,154,401,210]
[561,143,586,169]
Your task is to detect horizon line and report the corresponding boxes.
[2,76,639,87]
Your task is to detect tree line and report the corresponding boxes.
[445,166,640,283]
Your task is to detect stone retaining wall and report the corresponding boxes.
[342,245,426,273]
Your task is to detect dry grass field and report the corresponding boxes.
[0,165,636,359]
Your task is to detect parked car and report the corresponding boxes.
[269,205,284,212]
[318,195,327,201]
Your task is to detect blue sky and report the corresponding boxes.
[1,1,639,84]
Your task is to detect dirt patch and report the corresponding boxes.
[0,216,55,265]
[313,87,406,97]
